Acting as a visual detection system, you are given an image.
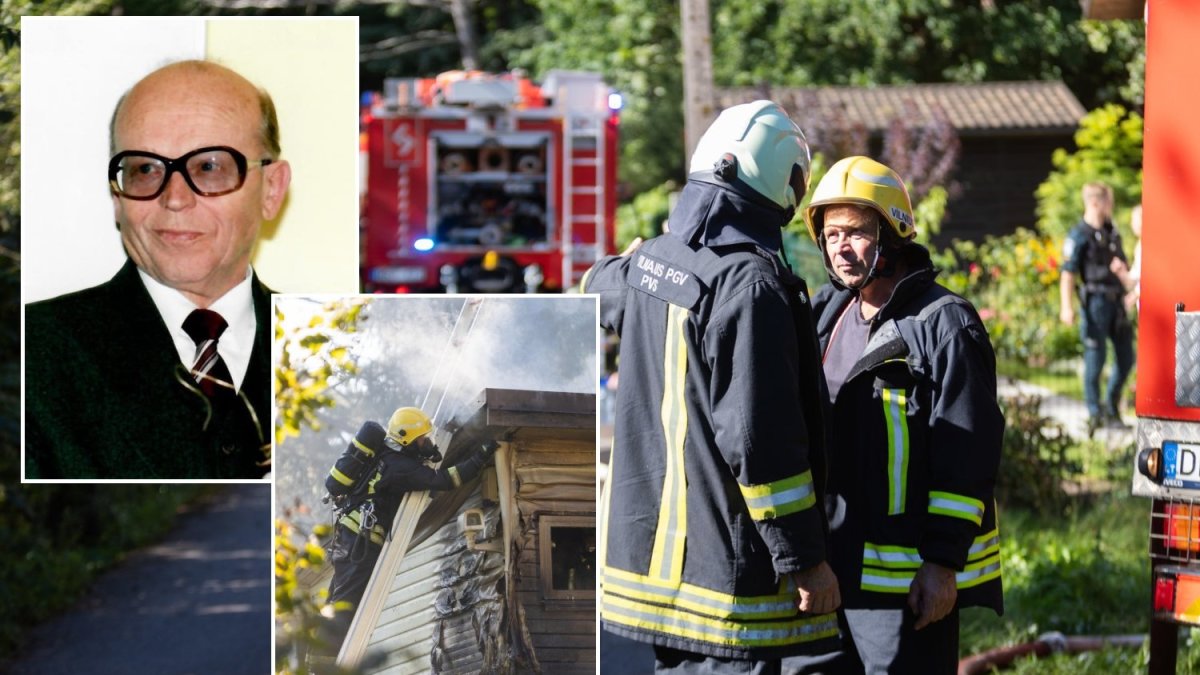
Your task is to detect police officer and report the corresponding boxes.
[322,406,497,651]
[1059,181,1135,435]
[788,156,1004,674]
[584,101,840,673]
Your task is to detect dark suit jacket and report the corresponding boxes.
[25,259,272,479]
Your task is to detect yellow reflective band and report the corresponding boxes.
[329,467,355,487]
[968,529,1000,562]
[330,600,355,612]
[861,551,1003,593]
[448,465,462,487]
[928,491,985,526]
[956,553,1003,589]
[339,511,385,546]
[882,389,909,515]
[351,438,376,457]
[601,593,838,649]
[602,566,798,620]
[738,471,816,521]
[580,264,595,294]
[862,542,922,570]
[649,304,689,584]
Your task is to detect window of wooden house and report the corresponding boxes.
[537,514,596,601]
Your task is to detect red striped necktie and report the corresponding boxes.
[182,309,235,399]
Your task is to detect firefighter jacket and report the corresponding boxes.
[583,181,839,660]
[812,243,1004,615]
[338,446,489,546]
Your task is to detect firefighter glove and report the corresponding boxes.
[479,439,500,459]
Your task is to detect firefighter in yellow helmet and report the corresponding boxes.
[321,406,498,653]
[786,157,1004,674]
[583,101,840,671]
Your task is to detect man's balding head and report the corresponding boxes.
[110,60,280,159]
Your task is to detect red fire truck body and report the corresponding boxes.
[1131,2,1200,671]
[361,70,619,293]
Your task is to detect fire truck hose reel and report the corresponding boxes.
[516,153,544,174]
[478,145,510,173]
[441,153,472,174]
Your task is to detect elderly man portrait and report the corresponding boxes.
[24,60,290,479]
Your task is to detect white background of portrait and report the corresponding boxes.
[21,16,361,304]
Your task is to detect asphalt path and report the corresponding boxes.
[8,484,271,675]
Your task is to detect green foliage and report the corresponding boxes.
[711,1,1143,109]
[614,180,675,250]
[275,299,368,447]
[995,394,1081,513]
[943,229,1078,365]
[509,0,683,195]
[1035,103,1144,242]
[960,492,1162,670]
[274,518,341,675]
[0,482,210,657]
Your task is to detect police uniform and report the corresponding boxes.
[585,176,839,668]
[793,243,1004,674]
[1062,219,1135,423]
[323,443,490,646]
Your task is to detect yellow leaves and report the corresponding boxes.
[273,298,370,446]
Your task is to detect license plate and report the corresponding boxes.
[1163,441,1200,489]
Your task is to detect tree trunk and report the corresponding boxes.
[447,0,480,71]
[680,0,715,168]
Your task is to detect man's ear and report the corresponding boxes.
[261,159,291,221]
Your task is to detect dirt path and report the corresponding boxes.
[7,484,271,675]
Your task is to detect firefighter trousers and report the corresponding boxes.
[324,524,384,647]
[782,607,958,675]
[654,645,784,674]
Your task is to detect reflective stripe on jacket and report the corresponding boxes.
[812,243,1004,615]
[586,233,839,660]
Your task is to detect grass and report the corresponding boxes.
[961,488,1200,672]
[999,357,1085,401]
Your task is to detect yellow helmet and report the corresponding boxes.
[803,156,916,242]
[689,100,811,211]
[386,407,433,446]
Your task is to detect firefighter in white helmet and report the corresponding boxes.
[321,406,498,652]
[786,157,1004,674]
[583,101,840,671]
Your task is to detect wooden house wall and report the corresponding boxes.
[366,491,503,675]
[514,437,596,675]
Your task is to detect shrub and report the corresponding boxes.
[996,393,1081,513]
[944,229,1079,365]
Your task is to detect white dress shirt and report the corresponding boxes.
[139,268,257,391]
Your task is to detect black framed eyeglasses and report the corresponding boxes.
[108,145,273,200]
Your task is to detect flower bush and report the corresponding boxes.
[943,228,1080,365]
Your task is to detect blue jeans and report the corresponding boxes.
[1080,293,1135,419]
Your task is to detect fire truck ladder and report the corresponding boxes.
[337,297,486,669]
[561,111,607,288]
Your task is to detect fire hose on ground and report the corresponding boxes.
[957,632,1145,674]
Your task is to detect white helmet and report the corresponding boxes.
[688,100,811,211]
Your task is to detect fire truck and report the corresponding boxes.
[1127,2,1200,672]
[360,70,620,293]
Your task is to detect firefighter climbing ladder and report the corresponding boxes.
[561,110,607,288]
[337,298,485,669]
